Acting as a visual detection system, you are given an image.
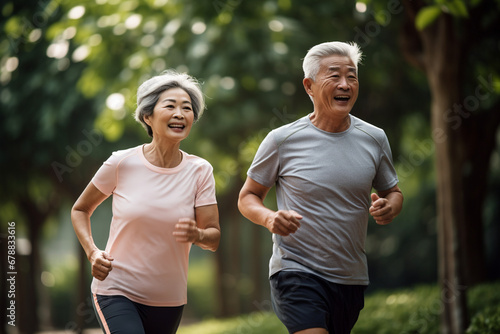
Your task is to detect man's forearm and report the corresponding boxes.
[238,193,274,228]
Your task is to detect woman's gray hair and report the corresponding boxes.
[134,70,205,137]
[302,41,362,81]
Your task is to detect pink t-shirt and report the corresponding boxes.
[90,145,217,306]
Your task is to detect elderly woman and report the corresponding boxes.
[71,70,220,334]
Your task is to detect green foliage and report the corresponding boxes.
[353,281,500,334]
[178,312,286,334]
[466,282,500,333]
[185,256,218,318]
[415,5,442,30]
[415,0,476,30]
[467,281,500,315]
[436,0,469,17]
[43,255,87,329]
[352,285,441,334]
[467,305,500,334]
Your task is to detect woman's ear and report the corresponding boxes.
[143,114,152,126]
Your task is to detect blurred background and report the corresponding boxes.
[1,0,499,333]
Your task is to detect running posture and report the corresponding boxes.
[238,41,403,334]
[72,70,220,334]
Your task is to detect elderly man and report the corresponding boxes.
[238,41,403,334]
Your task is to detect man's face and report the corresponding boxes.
[304,55,359,117]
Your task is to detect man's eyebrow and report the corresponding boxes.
[327,66,357,73]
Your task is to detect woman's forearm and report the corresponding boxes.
[195,227,221,252]
[71,208,99,260]
[71,182,109,260]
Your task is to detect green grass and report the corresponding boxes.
[177,281,500,334]
[178,312,286,334]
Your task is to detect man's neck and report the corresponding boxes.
[309,112,351,133]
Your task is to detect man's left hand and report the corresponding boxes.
[369,193,394,225]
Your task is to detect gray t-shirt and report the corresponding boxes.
[248,114,399,285]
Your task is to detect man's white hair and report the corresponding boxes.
[303,41,362,80]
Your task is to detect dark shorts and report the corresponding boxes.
[92,293,184,334]
[270,271,366,334]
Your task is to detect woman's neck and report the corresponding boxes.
[143,140,182,168]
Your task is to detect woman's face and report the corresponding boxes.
[145,87,195,142]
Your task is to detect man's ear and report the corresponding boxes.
[303,77,313,97]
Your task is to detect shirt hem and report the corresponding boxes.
[91,287,187,307]
[269,268,369,286]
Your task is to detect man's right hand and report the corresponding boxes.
[89,250,114,281]
[265,210,302,236]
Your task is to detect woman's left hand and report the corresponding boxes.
[173,218,201,243]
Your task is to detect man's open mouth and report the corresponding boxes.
[334,95,350,101]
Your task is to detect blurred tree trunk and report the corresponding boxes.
[460,108,500,285]
[401,1,500,332]
[215,181,243,317]
[18,200,44,334]
[458,1,500,286]
[423,14,469,333]
[16,178,63,333]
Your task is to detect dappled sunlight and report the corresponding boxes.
[95,109,125,141]
[68,5,85,20]
[191,21,207,35]
[385,293,412,306]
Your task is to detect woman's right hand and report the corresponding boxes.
[89,250,114,281]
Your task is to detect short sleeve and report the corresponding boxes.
[372,133,399,191]
[195,162,217,207]
[247,131,280,188]
[91,152,121,196]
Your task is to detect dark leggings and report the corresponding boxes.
[92,294,184,334]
